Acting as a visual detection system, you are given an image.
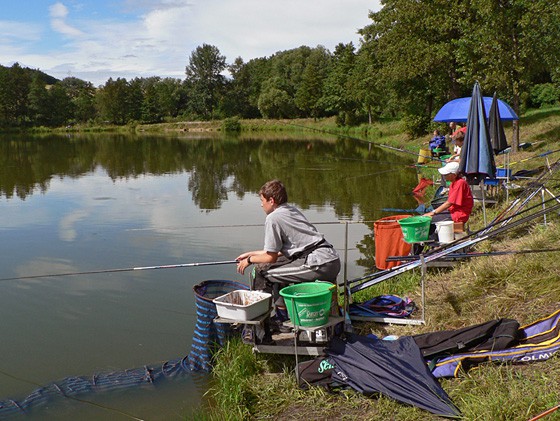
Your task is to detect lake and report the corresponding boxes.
[0,131,419,419]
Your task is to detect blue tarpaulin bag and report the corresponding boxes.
[349,294,416,318]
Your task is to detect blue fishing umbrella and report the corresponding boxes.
[459,82,496,183]
[434,96,518,123]
[488,91,509,154]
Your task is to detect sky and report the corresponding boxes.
[0,0,382,87]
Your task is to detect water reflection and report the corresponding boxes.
[0,133,418,220]
[0,132,421,419]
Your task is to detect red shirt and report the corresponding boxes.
[448,177,473,222]
[452,126,467,136]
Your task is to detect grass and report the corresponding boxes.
[194,106,560,420]
[199,222,560,420]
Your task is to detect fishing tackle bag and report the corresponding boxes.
[424,310,560,378]
[413,318,520,360]
[349,294,416,318]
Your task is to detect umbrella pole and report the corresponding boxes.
[480,180,488,226]
[505,152,510,202]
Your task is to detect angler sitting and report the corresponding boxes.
[423,161,473,239]
[236,180,341,343]
[445,131,465,163]
[428,130,447,156]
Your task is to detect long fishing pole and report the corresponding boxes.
[349,197,560,293]
[0,260,239,282]
[501,148,560,167]
[483,158,560,233]
[386,247,560,261]
[528,403,560,421]
[284,121,446,163]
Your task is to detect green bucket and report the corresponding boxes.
[398,215,431,243]
[279,282,333,327]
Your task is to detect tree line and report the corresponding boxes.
[0,0,558,147]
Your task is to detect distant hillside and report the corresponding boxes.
[0,63,59,85]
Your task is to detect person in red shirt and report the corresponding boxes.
[424,161,473,224]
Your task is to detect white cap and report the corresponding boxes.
[438,161,460,175]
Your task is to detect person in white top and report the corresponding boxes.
[446,131,465,163]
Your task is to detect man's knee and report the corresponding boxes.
[251,265,269,291]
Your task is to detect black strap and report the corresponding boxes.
[290,238,332,261]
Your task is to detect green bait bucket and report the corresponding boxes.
[398,215,431,243]
[280,282,333,327]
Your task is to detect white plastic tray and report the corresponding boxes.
[213,290,272,321]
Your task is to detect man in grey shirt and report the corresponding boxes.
[237,180,340,332]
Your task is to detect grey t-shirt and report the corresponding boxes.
[263,204,339,267]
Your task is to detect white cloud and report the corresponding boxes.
[1,0,380,85]
[49,2,84,37]
[0,20,42,42]
[49,2,70,19]
[59,209,89,241]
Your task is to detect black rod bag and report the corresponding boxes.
[412,318,520,360]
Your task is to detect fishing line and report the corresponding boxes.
[0,260,238,282]
[387,247,560,261]
[502,148,560,167]
[3,219,376,282]
[484,159,560,231]
[282,121,446,163]
[126,219,376,232]
[349,196,560,292]
[344,167,403,180]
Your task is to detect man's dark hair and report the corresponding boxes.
[259,180,288,204]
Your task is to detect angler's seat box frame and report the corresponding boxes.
[215,310,344,356]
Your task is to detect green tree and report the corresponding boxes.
[27,74,51,126]
[222,57,261,118]
[127,78,144,122]
[320,43,361,125]
[46,84,73,126]
[60,77,97,123]
[359,0,560,141]
[295,46,331,119]
[155,78,188,118]
[185,44,227,119]
[352,42,385,123]
[359,0,465,134]
[0,63,32,126]
[233,57,272,118]
[140,77,163,123]
[257,78,297,118]
[455,0,560,151]
[96,78,131,124]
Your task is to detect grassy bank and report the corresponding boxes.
[193,107,560,420]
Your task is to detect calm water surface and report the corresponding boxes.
[0,132,419,419]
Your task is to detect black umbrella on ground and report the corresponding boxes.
[488,91,509,154]
[326,333,461,418]
[459,82,497,182]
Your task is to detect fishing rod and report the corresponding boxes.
[349,196,560,293]
[500,148,560,167]
[385,247,560,262]
[0,260,239,282]
[283,121,447,163]
[528,403,560,421]
[351,202,560,293]
[482,159,560,234]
